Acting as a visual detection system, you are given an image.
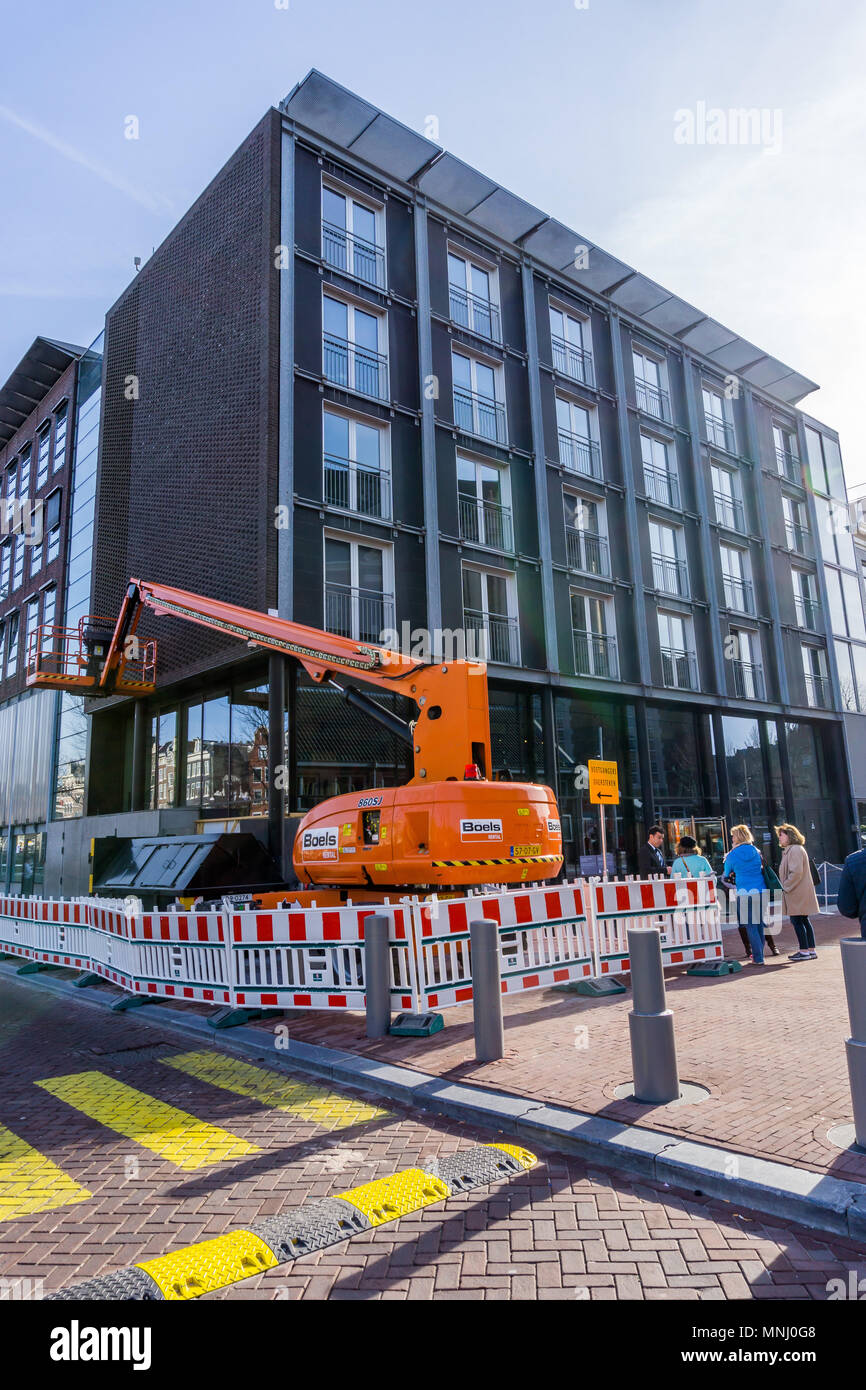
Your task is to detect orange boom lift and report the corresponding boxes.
[27,580,563,898]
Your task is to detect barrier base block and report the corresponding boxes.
[389,1011,444,1037]
[564,976,627,997]
[208,1006,285,1030]
[110,994,151,1012]
[16,962,62,976]
[73,972,101,988]
[687,957,742,977]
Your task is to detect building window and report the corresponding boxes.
[556,395,600,479]
[457,456,513,552]
[323,293,389,401]
[448,250,500,343]
[4,611,20,680]
[5,462,17,504]
[24,596,40,672]
[12,534,25,590]
[321,183,385,289]
[571,591,617,678]
[29,531,42,577]
[783,494,811,557]
[462,565,520,665]
[633,348,670,421]
[324,535,394,644]
[323,408,390,519]
[17,445,31,500]
[45,489,61,563]
[563,491,609,577]
[720,543,755,614]
[451,349,506,445]
[801,644,830,708]
[40,585,56,654]
[549,303,593,386]
[792,569,820,630]
[53,402,68,473]
[702,385,735,451]
[640,433,679,508]
[0,541,10,600]
[711,463,744,532]
[835,640,866,713]
[773,424,800,483]
[658,610,697,690]
[649,519,689,597]
[36,425,51,490]
[730,628,764,700]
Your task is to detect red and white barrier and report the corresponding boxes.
[592,877,723,976]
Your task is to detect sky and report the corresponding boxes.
[1,0,864,489]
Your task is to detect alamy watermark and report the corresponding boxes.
[1,497,43,544]
[674,101,783,154]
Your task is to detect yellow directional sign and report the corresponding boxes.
[588,759,619,805]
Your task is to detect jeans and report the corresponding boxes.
[790,915,815,950]
[739,892,766,964]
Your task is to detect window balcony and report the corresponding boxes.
[323,333,389,401]
[463,608,520,665]
[453,386,507,445]
[321,221,386,289]
[449,286,501,344]
[565,527,610,577]
[794,594,822,630]
[722,574,755,614]
[714,492,745,532]
[573,629,618,680]
[551,335,595,388]
[732,660,765,701]
[324,454,391,520]
[661,647,698,691]
[644,464,681,509]
[785,520,812,557]
[325,584,394,646]
[651,552,689,597]
[635,379,671,422]
[558,428,602,480]
[804,672,831,709]
[775,447,801,484]
[705,414,736,452]
[458,496,514,552]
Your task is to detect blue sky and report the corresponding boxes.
[1,0,864,486]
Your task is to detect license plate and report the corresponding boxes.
[511,844,540,857]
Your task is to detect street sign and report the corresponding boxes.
[588,759,619,805]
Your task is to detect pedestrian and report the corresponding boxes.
[671,834,714,880]
[775,824,820,961]
[837,846,866,940]
[638,824,668,878]
[722,824,770,966]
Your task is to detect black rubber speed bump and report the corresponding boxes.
[437,1145,525,1192]
[44,1266,163,1301]
[249,1197,371,1263]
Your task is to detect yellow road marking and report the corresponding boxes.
[0,1123,91,1222]
[137,1230,277,1300]
[35,1072,258,1171]
[161,1050,389,1130]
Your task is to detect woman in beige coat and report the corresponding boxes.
[776,824,820,961]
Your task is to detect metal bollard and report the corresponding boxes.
[364,913,392,1039]
[627,927,680,1104]
[470,917,505,1062]
[841,938,866,1147]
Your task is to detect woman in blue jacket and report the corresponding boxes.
[723,824,768,965]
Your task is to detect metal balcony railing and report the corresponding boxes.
[722,574,755,614]
[573,629,619,679]
[453,386,507,445]
[804,672,831,709]
[323,334,389,401]
[644,464,681,509]
[449,286,501,343]
[458,496,514,552]
[635,379,671,421]
[551,335,595,387]
[732,660,765,701]
[558,428,602,479]
[785,520,812,557]
[775,447,801,484]
[463,609,520,665]
[324,455,391,519]
[565,528,610,577]
[705,413,736,452]
[660,647,698,691]
[714,491,745,532]
[325,584,394,645]
[651,552,689,597]
[321,221,386,289]
[794,593,821,630]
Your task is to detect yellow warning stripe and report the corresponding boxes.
[137,1229,277,1301]
[0,1122,92,1223]
[35,1071,259,1171]
[336,1168,451,1227]
[161,1051,389,1130]
[489,1142,536,1169]
[433,855,561,868]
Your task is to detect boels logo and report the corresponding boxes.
[460,818,503,841]
[301,826,339,852]
[547,818,561,836]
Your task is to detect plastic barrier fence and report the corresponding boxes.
[592,877,723,977]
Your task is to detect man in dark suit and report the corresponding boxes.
[838,847,866,938]
[637,824,668,878]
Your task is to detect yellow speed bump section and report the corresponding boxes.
[136,1230,277,1301]
[488,1142,537,1170]
[35,1071,258,1171]
[337,1167,451,1227]
[0,1123,92,1222]
[161,1050,389,1130]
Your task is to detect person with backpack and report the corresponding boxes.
[722,824,771,966]
[775,823,820,961]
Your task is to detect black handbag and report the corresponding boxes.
[809,856,821,887]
